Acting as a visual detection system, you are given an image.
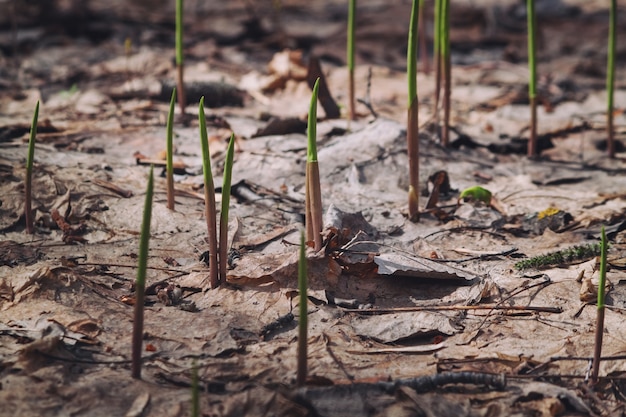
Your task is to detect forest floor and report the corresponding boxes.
[1,0,626,416]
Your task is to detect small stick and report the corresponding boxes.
[342,304,562,315]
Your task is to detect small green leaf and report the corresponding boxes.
[459,186,492,204]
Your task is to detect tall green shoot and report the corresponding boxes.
[347,0,356,121]
[591,227,608,384]
[24,100,39,234]
[166,88,176,210]
[606,0,616,158]
[219,133,235,284]
[433,0,442,123]
[526,0,538,157]
[417,0,429,74]
[132,166,154,379]
[407,0,420,222]
[176,0,186,115]
[296,230,308,386]
[441,0,451,147]
[199,98,219,288]
[306,78,323,251]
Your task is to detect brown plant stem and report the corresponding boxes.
[528,96,537,157]
[407,100,420,222]
[591,307,605,384]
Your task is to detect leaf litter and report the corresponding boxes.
[1,0,626,415]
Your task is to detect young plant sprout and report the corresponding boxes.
[433,0,442,123]
[591,227,608,384]
[24,100,39,234]
[199,97,219,288]
[526,0,538,157]
[417,0,429,74]
[296,230,308,387]
[407,0,420,222]
[347,0,356,121]
[175,0,186,115]
[606,0,616,158]
[166,88,176,210]
[440,0,451,147]
[132,166,154,380]
[219,133,235,284]
[306,78,323,251]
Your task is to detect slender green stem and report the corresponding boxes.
[433,0,442,122]
[296,230,308,387]
[417,0,428,74]
[175,0,186,114]
[166,88,176,210]
[306,79,323,251]
[606,0,616,158]
[199,98,219,288]
[24,100,39,234]
[591,226,608,384]
[526,0,538,157]
[407,0,420,222]
[441,0,450,147]
[219,133,235,285]
[347,0,356,121]
[132,166,154,379]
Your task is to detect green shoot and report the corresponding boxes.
[606,0,616,158]
[296,230,308,386]
[433,0,442,122]
[591,227,608,384]
[417,0,429,74]
[441,0,451,147]
[526,0,538,157]
[407,0,420,222]
[175,0,186,114]
[306,78,323,251]
[199,98,219,288]
[191,361,199,417]
[166,88,176,210]
[347,0,356,121]
[132,166,154,379]
[219,133,235,284]
[24,100,39,234]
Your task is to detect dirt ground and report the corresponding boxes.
[2,0,626,416]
